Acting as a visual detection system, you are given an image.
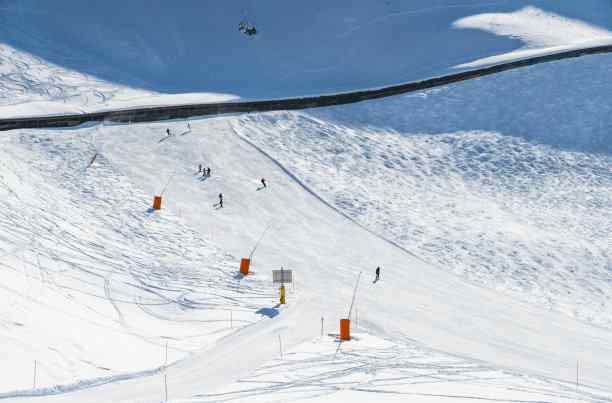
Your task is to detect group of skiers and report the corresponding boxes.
[197,163,267,209]
[191,146,385,282]
[164,127,385,283]
[198,164,212,177]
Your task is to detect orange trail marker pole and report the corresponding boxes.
[153,196,162,210]
[240,258,250,275]
[339,271,362,341]
[340,319,350,341]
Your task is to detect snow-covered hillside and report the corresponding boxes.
[0,127,276,392]
[1,0,612,117]
[1,2,611,403]
[1,112,610,402]
[236,52,612,329]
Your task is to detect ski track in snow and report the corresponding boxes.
[191,331,612,403]
[0,43,238,118]
[0,3,611,401]
[0,129,276,392]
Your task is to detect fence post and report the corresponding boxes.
[576,360,579,395]
[164,374,168,402]
[165,341,168,368]
[33,360,37,390]
[278,334,283,360]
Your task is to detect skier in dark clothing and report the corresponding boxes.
[166,128,171,137]
[218,193,223,208]
[261,178,267,188]
[374,266,380,282]
[206,167,211,177]
[198,164,202,173]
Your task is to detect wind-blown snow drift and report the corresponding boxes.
[454,6,612,67]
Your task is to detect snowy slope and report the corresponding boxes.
[1,0,612,117]
[236,53,612,329]
[190,332,611,403]
[0,109,608,402]
[0,128,276,393]
[0,2,611,402]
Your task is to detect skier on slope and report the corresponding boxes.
[207,167,211,177]
[166,128,171,137]
[261,178,267,188]
[218,193,223,208]
[374,266,380,283]
[198,164,203,173]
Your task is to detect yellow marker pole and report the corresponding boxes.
[280,285,286,305]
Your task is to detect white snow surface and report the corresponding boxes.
[0,111,610,402]
[237,53,612,330]
[453,6,612,68]
[0,2,611,402]
[0,42,238,118]
[1,51,612,399]
[0,126,276,393]
[189,331,610,403]
[454,6,612,48]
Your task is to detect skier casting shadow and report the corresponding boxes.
[158,128,173,143]
[180,122,192,136]
[257,178,267,191]
[214,193,223,209]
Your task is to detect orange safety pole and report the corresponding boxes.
[153,196,162,210]
[339,319,350,340]
[240,258,250,275]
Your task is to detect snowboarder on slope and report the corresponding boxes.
[218,193,223,208]
[374,266,380,282]
[261,178,267,188]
